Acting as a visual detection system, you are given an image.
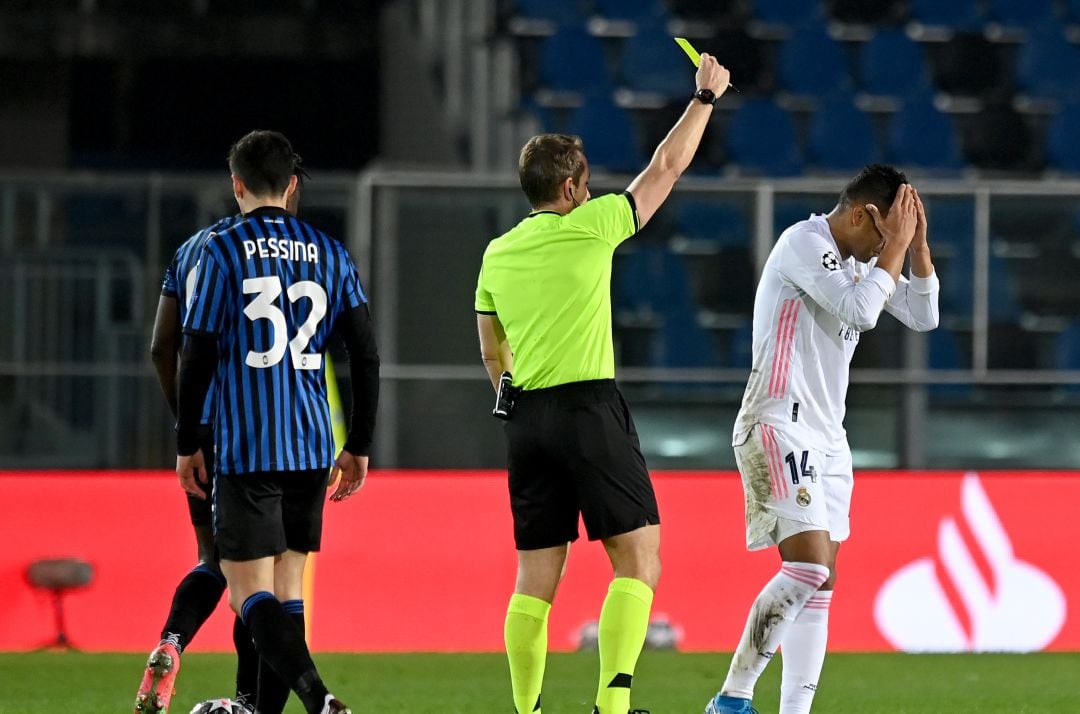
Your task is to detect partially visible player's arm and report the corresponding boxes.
[149,295,181,418]
[782,233,897,332]
[175,333,217,499]
[626,54,730,228]
[884,187,939,332]
[477,313,513,391]
[328,304,380,502]
[333,304,381,457]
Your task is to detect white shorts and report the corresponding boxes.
[733,423,854,551]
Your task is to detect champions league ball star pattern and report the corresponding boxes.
[821,251,842,271]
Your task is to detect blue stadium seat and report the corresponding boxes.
[1016,29,1080,102]
[729,320,755,369]
[612,245,697,313]
[726,99,802,176]
[752,0,825,28]
[927,327,972,396]
[1069,0,1080,22]
[594,0,667,21]
[656,312,719,367]
[1058,321,1080,368]
[938,249,1022,322]
[909,0,981,28]
[777,30,852,98]
[807,96,879,171]
[568,96,643,172]
[923,200,974,254]
[859,29,931,99]
[675,201,750,247]
[513,0,588,23]
[774,197,825,234]
[887,99,964,170]
[538,26,610,93]
[1046,103,1080,173]
[619,28,698,98]
[986,0,1057,26]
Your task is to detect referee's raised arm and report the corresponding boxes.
[626,53,730,228]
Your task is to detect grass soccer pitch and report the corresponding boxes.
[2,651,1078,713]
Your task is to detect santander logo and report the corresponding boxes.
[874,472,1066,651]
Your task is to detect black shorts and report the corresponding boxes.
[505,379,660,550]
[213,468,329,561]
[186,429,216,527]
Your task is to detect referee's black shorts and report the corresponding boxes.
[504,379,660,550]
[213,467,329,561]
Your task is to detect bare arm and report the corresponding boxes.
[626,54,730,228]
[477,314,513,390]
[149,295,180,419]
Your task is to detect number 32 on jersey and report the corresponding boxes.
[243,276,328,370]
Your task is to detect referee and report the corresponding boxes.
[177,130,379,714]
[476,56,730,714]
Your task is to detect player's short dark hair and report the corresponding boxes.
[839,164,908,214]
[518,134,587,208]
[227,130,302,197]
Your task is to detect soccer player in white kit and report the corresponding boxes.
[706,166,939,714]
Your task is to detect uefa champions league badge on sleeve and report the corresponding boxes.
[822,252,841,271]
[796,487,812,507]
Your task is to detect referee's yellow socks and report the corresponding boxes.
[505,593,551,714]
[595,577,654,714]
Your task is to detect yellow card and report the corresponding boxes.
[674,37,701,67]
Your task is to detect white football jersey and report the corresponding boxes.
[733,215,940,454]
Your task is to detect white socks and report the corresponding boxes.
[721,562,830,700]
[780,590,832,714]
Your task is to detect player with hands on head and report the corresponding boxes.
[705,166,938,714]
[475,53,730,714]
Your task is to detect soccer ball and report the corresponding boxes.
[189,699,251,714]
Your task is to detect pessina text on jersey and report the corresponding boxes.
[242,237,320,264]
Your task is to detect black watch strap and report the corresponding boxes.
[693,88,717,105]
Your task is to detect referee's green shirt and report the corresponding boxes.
[475,192,639,390]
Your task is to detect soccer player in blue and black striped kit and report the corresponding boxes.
[175,130,379,714]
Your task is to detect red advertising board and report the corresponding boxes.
[2,470,1077,652]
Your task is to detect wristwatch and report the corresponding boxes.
[693,88,717,105]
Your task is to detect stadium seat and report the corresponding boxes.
[538,26,610,93]
[1069,0,1080,22]
[773,197,826,234]
[674,201,750,247]
[923,199,974,254]
[777,30,853,98]
[729,320,755,368]
[986,0,1058,27]
[725,99,802,176]
[1047,103,1080,173]
[619,28,698,98]
[656,311,720,367]
[613,245,698,315]
[1057,321,1080,368]
[567,96,643,172]
[959,103,1036,171]
[513,0,588,23]
[909,0,981,28]
[806,96,879,171]
[665,0,744,23]
[824,0,903,25]
[859,29,931,99]
[887,99,964,170]
[927,327,972,396]
[751,0,825,28]
[927,32,1005,97]
[594,0,667,21]
[1016,29,1080,103]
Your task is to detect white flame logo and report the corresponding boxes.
[874,472,1066,651]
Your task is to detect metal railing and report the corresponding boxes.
[1,169,1078,469]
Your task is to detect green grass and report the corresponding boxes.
[1,651,1078,713]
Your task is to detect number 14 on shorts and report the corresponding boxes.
[785,450,817,484]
